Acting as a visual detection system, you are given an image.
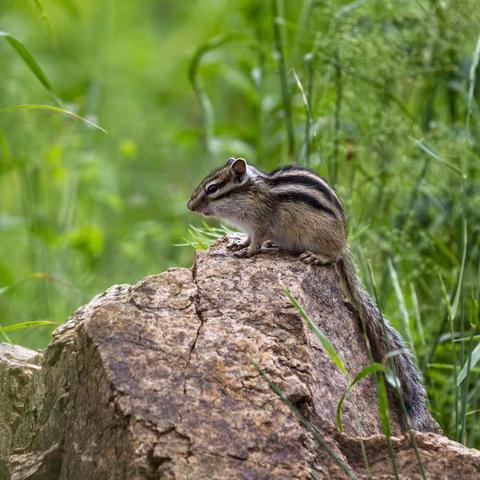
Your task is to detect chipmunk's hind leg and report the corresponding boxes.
[299,251,334,265]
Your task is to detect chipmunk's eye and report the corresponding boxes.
[206,184,219,194]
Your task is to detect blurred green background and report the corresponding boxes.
[1,0,479,446]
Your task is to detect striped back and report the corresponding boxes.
[265,166,344,221]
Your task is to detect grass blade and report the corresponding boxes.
[428,220,468,373]
[0,105,108,133]
[452,336,480,343]
[467,33,480,128]
[176,223,232,250]
[429,363,480,374]
[388,259,415,358]
[334,0,373,20]
[283,285,347,375]
[451,219,468,323]
[438,273,459,438]
[413,138,467,179]
[188,33,242,152]
[410,283,426,356]
[292,67,313,165]
[336,363,385,432]
[272,0,295,157]
[377,373,401,479]
[0,320,58,332]
[0,332,11,343]
[376,374,392,437]
[457,343,480,386]
[0,31,55,94]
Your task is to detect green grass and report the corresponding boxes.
[0,0,479,448]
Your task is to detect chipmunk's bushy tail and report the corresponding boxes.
[337,252,440,433]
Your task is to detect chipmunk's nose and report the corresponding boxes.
[187,198,196,211]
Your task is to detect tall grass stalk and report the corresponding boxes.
[304,53,316,167]
[367,261,426,480]
[459,312,475,444]
[292,67,313,166]
[438,274,459,439]
[331,48,342,185]
[189,34,242,153]
[271,0,295,158]
[388,259,416,360]
[466,33,480,129]
[410,283,426,365]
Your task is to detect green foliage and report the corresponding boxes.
[177,222,232,251]
[0,0,479,447]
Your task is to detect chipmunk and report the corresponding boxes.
[187,157,439,433]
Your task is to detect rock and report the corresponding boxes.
[0,344,43,465]
[0,234,479,479]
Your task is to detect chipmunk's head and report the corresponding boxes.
[187,157,249,218]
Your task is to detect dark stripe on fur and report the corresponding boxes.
[211,180,251,202]
[273,191,336,218]
[266,174,343,212]
[209,180,226,191]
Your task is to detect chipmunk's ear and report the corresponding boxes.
[225,157,236,167]
[231,158,247,182]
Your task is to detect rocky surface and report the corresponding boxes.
[0,234,479,479]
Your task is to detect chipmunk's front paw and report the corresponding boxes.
[227,238,250,251]
[233,247,254,258]
[227,242,247,251]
